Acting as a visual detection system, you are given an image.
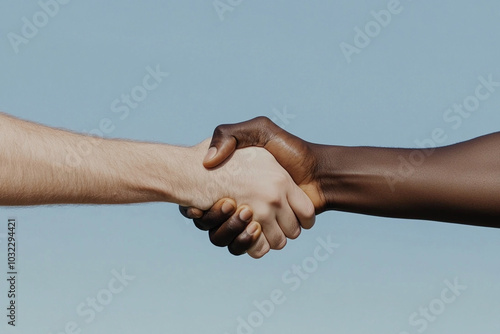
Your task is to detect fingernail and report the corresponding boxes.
[246,222,258,235]
[239,208,252,222]
[221,200,235,214]
[190,208,203,219]
[205,147,217,162]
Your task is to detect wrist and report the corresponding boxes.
[313,144,415,216]
[310,143,344,212]
[99,140,203,207]
[164,140,218,209]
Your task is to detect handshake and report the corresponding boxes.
[1,112,499,254]
[180,117,327,258]
[178,117,500,258]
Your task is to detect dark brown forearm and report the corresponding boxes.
[313,133,500,228]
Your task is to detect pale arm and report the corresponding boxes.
[0,112,200,207]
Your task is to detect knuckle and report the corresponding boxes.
[225,217,246,235]
[288,226,301,240]
[262,188,284,207]
[255,206,272,222]
[212,124,230,142]
[213,124,227,136]
[301,213,316,230]
[249,245,270,259]
[254,116,272,127]
[273,237,287,250]
[201,210,231,229]
[268,195,283,208]
[209,229,228,247]
[228,238,251,256]
[208,214,248,247]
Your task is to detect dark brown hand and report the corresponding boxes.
[179,198,262,256]
[183,118,500,258]
[203,116,327,214]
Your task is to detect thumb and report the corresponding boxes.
[203,132,237,169]
[203,117,278,169]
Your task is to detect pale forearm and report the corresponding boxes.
[0,113,202,206]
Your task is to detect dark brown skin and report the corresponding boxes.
[179,198,259,255]
[181,116,500,255]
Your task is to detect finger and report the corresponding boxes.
[209,206,254,247]
[246,233,271,259]
[276,205,302,240]
[257,209,287,250]
[193,198,236,231]
[261,222,287,250]
[227,221,262,256]
[287,185,316,229]
[179,206,203,219]
[203,117,277,169]
[203,128,238,168]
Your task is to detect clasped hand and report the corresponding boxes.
[181,117,326,258]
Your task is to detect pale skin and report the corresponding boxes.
[0,113,315,258]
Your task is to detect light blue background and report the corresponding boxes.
[1,1,500,333]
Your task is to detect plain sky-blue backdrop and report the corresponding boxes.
[1,1,500,333]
